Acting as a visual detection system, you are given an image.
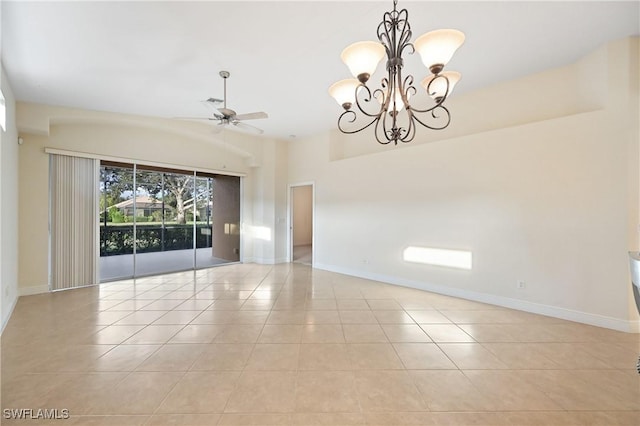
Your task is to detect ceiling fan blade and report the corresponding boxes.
[232,121,264,134]
[234,112,268,121]
[174,116,220,121]
[200,99,222,113]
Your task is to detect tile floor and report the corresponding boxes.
[292,245,312,266]
[1,263,639,425]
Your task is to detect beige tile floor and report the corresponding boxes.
[1,263,639,425]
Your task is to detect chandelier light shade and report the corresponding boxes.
[328,79,361,110]
[329,0,465,145]
[413,29,466,74]
[341,41,386,83]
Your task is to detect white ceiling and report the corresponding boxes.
[2,1,639,139]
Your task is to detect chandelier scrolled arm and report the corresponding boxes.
[401,74,417,104]
[407,73,452,130]
[329,0,465,145]
[335,83,384,136]
[354,83,384,118]
[377,15,394,59]
[336,109,378,136]
[391,10,414,59]
[409,73,450,114]
[377,7,413,63]
[412,105,451,131]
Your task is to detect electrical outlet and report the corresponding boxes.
[517,280,526,289]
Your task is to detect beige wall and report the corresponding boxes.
[288,37,640,332]
[331,41,608,161]
[16,105,288,293]
[273,140,289,262]
[244,139,289,264]
[1,65,19,330]
[292,185,313,246]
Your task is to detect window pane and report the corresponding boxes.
[135,170,195,276]
[99,164,134,281]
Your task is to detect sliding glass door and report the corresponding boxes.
[99,162,241,281]
[209,174,241,264]
[195,175,214,269]
[99,163,135,281]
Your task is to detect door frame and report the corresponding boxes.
[287,182,315,264]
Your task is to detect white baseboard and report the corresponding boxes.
[19,284,49,296]
[248,257,289,265]
[1,294,19,335]
[314,262,639,333]
[251,257,275,265]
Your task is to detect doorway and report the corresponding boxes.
[289,183,314,265]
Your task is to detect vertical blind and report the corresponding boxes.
[50,154,99,290]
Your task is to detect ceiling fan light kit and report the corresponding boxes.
[329,0,465,145]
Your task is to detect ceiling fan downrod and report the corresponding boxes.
[219,70,230,109]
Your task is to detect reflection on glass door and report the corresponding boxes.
[194,174,241,268]
[99,162,241,281]
[211,175,241,263]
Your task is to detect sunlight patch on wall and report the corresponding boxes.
[0,90,5,131]
[249,225,272,241]
[403,246,472,270]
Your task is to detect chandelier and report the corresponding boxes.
[329,0,465,145]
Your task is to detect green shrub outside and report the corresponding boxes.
[108,206,125,223]
[100,223,212,256]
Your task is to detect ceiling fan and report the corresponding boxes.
[180,71,268,134]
